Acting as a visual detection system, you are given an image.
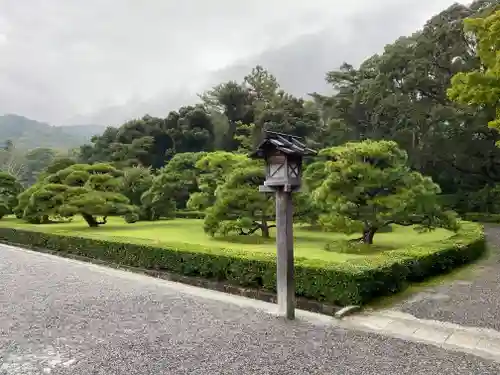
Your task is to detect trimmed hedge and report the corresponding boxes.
[463,212,500,223]
[0,222,485,306]
[175,210,206,219]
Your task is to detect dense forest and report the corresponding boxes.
[72,0,500,213]
[1,0,500,238]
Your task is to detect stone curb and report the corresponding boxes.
[334,305,361,318]
[341,309,500,362]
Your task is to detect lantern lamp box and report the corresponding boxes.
[250,131,316,192]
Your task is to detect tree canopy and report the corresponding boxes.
[203,160,275,238]
[307,140,458,244]
[309,1,500,208]
[448,9,500,135]
[187,151,252,212]
[200,153,318,238]
[120,166,155,220]
[16,163,137,226]
[79,108,214,169]
[0,172,22,219]
[142,152,206,219]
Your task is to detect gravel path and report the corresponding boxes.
[394,225,500,330]
[1,245,500,375]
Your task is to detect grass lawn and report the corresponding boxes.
[0,216,454,264]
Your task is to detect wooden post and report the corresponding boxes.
[275,188,295,319]
[252,131,315,319]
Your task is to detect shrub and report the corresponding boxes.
[124,212,140,224]
[0,203,9,219]
[0,222,484,306]
[325,240,390,255]
[175,210,206,219]
[463,212,500,223]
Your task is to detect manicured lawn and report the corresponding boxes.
[0,217,454,263]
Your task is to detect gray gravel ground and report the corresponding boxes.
[395,225,500,330]
[1,245,500,375]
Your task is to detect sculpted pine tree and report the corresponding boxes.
[187,151,252,212]
[120,166,155,220]
[142,152,206,219]
[308,140,458,244]
[203,161,275,238]
[17,163,137,226]
[201,155,322,238]
[0,172,22,219]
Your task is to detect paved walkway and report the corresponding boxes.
[337,224,500,363]
[1,245,500,374]
[343,309,500,362]
[389,225,500,331]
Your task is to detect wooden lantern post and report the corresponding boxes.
[250,131,316,319]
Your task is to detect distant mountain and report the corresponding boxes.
[61,124,107,139]
[0,114,104,150]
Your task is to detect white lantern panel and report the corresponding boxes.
[270,163,286,178]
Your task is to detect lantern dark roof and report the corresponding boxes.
[250,131,317,159]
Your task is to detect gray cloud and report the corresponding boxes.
[0,0,462,125]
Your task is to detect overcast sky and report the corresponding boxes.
[0,0,462,125]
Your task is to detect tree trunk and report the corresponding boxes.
[81,213,99,228]
[261,217,270,238]
[362,227,376,245]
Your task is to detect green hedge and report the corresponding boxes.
[463,212,500,223]
[0,222,485,306]
[175,210,206,219]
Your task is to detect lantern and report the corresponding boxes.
[251,131,315,192]
[250,131,316,319]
